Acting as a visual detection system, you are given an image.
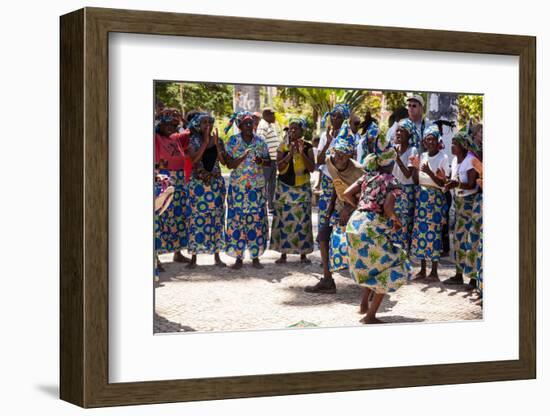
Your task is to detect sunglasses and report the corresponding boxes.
[407,103,418,108]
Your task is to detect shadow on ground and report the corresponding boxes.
[280,282,398,314]
[154,313,196,333]
[158,262,309,284]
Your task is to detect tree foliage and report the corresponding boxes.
[458,94,483,126]
[155,81,183,110]
[155,81,233,117]
[384,92,407,112]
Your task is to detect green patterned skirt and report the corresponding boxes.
[270,181,314,255]
[346,209,412,294]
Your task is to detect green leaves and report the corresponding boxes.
[155,81,233,117]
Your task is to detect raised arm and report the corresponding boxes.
[316,128,333,166]
[186,127,210,164]
[300,141,316,173]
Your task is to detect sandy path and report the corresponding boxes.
[155,229,482,333]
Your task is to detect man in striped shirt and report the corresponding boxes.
[256,107,281,213]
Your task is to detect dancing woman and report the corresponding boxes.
[343,137,412,324]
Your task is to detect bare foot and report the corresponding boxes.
[414,270,426,280]
[300,256,312,264]
[360,316,384,324]
[425,273,440,282]
[173,251,191,263]
[230,259,243,270]
[252,259,264,269]
[275,255,287,264]
[214,254,226,268]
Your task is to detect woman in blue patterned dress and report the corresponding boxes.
[223,111,271,269]
[184,112,228,268]
[154,108,192,269]
[391,118,419,252]
[316,104,352,236]
[343,139,412,324]
[270,116,315,264]
[442,132,481,288]
[410,126,450,282]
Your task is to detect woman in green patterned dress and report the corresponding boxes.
[343,138,412,324]
[270,117,315,264]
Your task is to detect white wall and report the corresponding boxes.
[0,0,546,414]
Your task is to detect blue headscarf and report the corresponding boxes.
[332,133,355,155]
[423,124,441,140]
[397,118,415,136]
[321,103,351,128]
[288,116,307,130]
[224,111,254,134]
[365,121,379,140]
[188,112,215,133]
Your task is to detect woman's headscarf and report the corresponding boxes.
[156,108,183,131]
[187,112,215,133]
[453,131,477,153]
[397,118,415,136]
[423,124,445,150]
[364,121,379,141]
[224,111,254,134]
[288,116,307,130]
[332,134,355,155]
[321,103,351,128]
[423,124,441,140]
[364,134,397,171]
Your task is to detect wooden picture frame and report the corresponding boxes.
[60,7,536,408]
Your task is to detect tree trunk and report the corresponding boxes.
[426,92,459,161]
[234,85,261,113]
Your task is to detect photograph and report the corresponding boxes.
[153,81,484,333]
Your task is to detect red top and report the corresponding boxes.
[154,131,192,181]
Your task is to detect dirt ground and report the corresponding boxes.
[155,210,482,333]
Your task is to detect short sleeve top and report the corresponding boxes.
[226,133,270,189]
[357,172,403,214]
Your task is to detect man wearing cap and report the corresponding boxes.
[406,94,427,152]
[256,107,281,213]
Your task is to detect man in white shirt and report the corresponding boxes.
[256,107,281,213]
[406,94,426,152]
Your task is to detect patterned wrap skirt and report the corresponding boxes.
[473,193,483,294]
[392,184,416,251]
[346,209,412,294]
[454,193,483,280]
[225,182,269,259]
[410,186,447,262]
[318,173,335,233]
[154,169,188,255]
[318,173,346,271]
[329,224,349,271]
[184,174,226,255]
[270,181,314,255]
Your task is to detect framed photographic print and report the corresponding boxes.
[60,7,536,408]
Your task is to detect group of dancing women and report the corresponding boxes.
[154,101,483,324]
